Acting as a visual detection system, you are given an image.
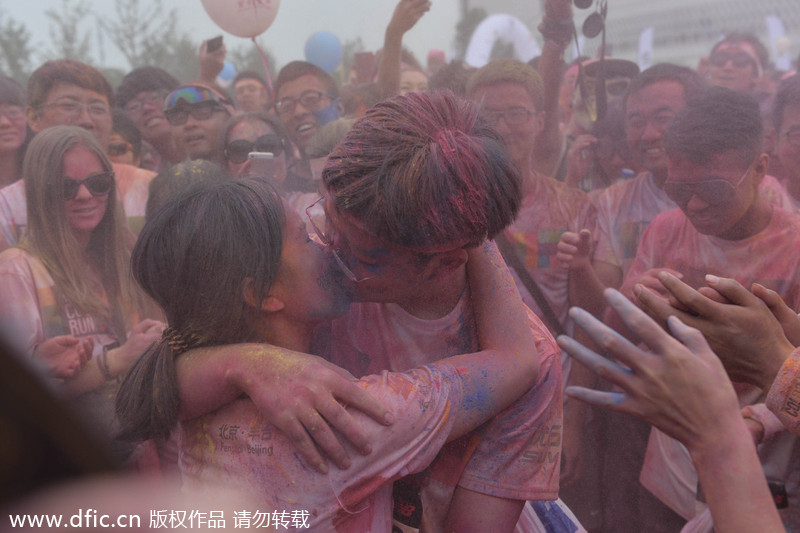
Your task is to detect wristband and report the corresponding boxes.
[98,345,114,381]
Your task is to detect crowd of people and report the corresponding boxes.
[2,0,800,531]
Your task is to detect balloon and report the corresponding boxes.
[464,14,541,68]
[201,0,281,39]
[304,32,343,73]
[216,61,236,88]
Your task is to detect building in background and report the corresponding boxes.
[461,0,800,72]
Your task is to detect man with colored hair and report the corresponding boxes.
[176,91,571,532]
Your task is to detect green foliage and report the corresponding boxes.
[228,40,278,83]
[44,0,94,63]
[0,9,33,82]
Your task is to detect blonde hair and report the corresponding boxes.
[21,126,139,321]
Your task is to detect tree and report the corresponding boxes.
[0,9,34,82]
[44,0,94,63]
[228,40,278,83]
[99,0,199,81]
[453,8,487,61]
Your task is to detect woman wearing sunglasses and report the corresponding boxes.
[221,111,289,183]
[0,125,163,456]
[117,177,538,532]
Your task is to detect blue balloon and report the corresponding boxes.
[218,61,236,82]
[304,31,343,73]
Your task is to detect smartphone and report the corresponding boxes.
[205,35,224,53]
[248,152,274,179]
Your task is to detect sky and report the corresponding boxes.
[3,0,462,73]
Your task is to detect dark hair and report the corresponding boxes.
[145,159,227,220]
[117,178,285,441]
[0,75,25,107]
[27,59,115,110]
[233,70,268,89]
[428,60,476,96]
[275,61,339,98]
[665,86,762,167]
[115,66,180,109]
[624,63,706,113]
[0,75,32,176]
[111,109,142,161]
[711,32,769,74]
[772,74,800,132]
[322,90,521,248]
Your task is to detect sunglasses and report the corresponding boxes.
[164,101,225,126]
[108,141,132,157]
[164,85,230,111]
[662,167,750,206]
[225,134,285,164]
[709,51,757,70]
[63,171,115,200]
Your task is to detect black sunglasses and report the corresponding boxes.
[164,101,225,126]
[63,171,115,200]
[709,51,756,70]
[224,134,285,164]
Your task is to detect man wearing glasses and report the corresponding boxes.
[274,61,342,160]
[0,59,156,248]
[162,84,235,167]
[617,85,800,532]
[116,66,184,172]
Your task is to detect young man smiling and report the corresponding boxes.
[618,85,800,531]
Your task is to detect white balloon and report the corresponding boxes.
[465,14,541,68]
[201,0,281,39]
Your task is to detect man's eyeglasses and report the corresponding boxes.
[225,134,285,163]
[305,197,376,283]
[108,141,132,157]
[0,105,25,121]
[481,107,538,127]
[783,127,800,148]
[662,166,751,206]
[275,90,330,115]
[124,91,167,116]
[709,51,757,70]
[39,98,110,119]
[164,101,225,126]
[63,171,115,200]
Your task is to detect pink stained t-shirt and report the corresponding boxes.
[320,291,562,533]
[618,206,800,529]
[179,365,462,533]
[619,206,800,310]
[504,173,597,330]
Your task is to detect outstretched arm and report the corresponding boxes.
[442,241,539,533]
[533,0,572,176]
[560,289,785,533]
[377,0,431,98]
[176,344,393,474]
